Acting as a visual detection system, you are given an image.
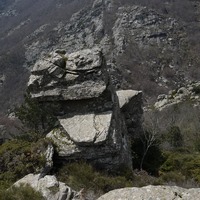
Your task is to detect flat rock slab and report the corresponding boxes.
[59,111,112,145]
[97,185,200,200]
[116,90,142,109]
[66,48,102,71]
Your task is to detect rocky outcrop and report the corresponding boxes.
[154,81,200,110]
[14,174,75,200]
[28,47,143,170]
[116,90,143,138]
[1,0,194,116]
[24,0,186,93]
[28,47,107,101]
[97,185,200,200]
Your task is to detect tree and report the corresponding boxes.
[132,110,163,174]
[15,92,57,139]
[139,130,160,171]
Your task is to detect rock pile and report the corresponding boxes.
[154,82,200,110]
[28,47,143,170]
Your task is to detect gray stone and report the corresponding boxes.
[40,144,54,178]
[58,111,112,145]
[28,48,108,101]
[157,94,167,101]
[28,48,143,171]
[116,90,143,138]
[177,87,189,96]
[14,174,75,200]
[116,90,142,109]
[97,185,200,200]
[46,128,80,157]
[65,48,102,71]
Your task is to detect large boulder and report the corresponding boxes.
[97,185,200,200]
[28,48,143,170]
[28,47,108,101]
[13,174,75,200]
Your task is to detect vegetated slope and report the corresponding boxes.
[1,0,200,113]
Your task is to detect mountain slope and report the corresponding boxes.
[0,0,200,112]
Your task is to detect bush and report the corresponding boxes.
[160,171,185,183]
[0,185,44,200]
[56,162,132,194]
[167,126,184,148]
[0,139,48,190]
[15,92,58,138]
[160,152,200,184]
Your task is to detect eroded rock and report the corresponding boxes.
[28,48,143,170]
[14,174,75,200]
[58,111,112,145]
[28,47,107,101]
[97,185,200,200]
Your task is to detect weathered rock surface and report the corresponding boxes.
[28,47,107,101]
[23,0,187,94]
[97,185,200,200]
[28,47,143,170]
[14,174,75,200]
[40,143,54,178]
[154,81,200,110]
[58,111,112,144]
[116,90,143,138]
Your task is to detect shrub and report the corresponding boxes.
[0,185,44,200]
[160,171,185,183]
[160,152,200,184]
[167,126,184,148]
[15,92,58,138]
[56,162,132,194]
[0,139,47,190]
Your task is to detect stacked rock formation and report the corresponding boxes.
[28,47,143,170]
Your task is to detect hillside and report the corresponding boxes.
[1,1,200,199]
[1,0,200,113]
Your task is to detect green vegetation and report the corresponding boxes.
[167,126,184,148]
[15,92,58,140]
[131,137,164,175]
[56,162,132,194]
[0,139,48,191]
[160,151,200,183]
[0,185,44,200]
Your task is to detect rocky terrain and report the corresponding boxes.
[1,0,200,199]
[27,47,143,170]
[1,0,200,113]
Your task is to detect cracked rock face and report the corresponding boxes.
[28,47,107,101]
[58,111,112,145]
[28,48,143,170]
